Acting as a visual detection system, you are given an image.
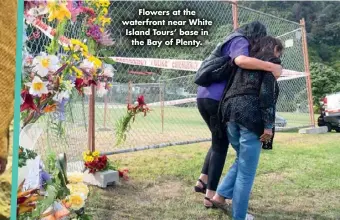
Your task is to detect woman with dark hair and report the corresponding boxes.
[195,21,283,208]
[208,36,284,219]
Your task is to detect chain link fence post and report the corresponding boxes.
[300,18,315,127]
[232,0,239,30]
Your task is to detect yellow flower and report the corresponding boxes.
[72,66,83,77]
[94,0,110,8]
[70,39,88,53]
[85,155,94,162]
[102,8,108,15]
[99,0,110,7]
[67,173,84,184]
[99,16,111,26]
[69,194,85,210]
[67,183,89,198]
[47,2,71,22]
[92,151,100,157]
[72,54,80,61]
[88,56,102,68]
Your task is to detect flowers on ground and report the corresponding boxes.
[68,194,85,210]
[67,172,84,184]
[82,151,116,173]
[66,183,89,199]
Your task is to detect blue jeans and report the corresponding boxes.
[216,122,261,220]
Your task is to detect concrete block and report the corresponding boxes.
[67,161,84,172]
[299,126,328,134]
[83,170,119,188]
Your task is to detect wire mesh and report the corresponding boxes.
[23,1,313,167]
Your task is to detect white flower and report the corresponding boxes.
[32,53,59,77]
[27,6,48,17]
[53,90,70,102]
[96,82,108,97]
[25,76,49,97]
[23,52,34,67]
[79,59,95,73]
[102,64,115,78]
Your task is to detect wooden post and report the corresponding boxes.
[231,0,239,30]
[160,82,164,133]
[128,81,132,105]
[103,93,108,129]
[88,84,96,152]
[300,18,315,127]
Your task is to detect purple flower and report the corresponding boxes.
[56,98,69,121]
[98,31,115,46]
[86,25,102,41]
[39,162,51,189]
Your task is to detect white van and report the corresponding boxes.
[318,92,340,132]
[322,92,340,116]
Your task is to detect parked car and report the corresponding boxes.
[275,114,287,127]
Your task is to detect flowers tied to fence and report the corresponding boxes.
[115,95,151,146]
[21,0,115,127]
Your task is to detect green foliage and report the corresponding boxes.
[114,112,133,146]
[310,62,340,106]
[18,147,38,168]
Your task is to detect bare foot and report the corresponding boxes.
[212,193,226,204]
[0,158,7,175]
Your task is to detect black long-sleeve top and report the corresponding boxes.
[221,52,280,137]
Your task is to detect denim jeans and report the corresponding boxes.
[216,122,261,220]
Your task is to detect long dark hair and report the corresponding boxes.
[251,36,284,57]
[236,21,267,49]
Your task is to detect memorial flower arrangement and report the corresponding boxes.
[21,0,115,128]
[82,150,117,173]
[115,95,151,146]
[18,151,93,219]
[18,0,115,219]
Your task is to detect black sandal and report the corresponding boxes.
[204,197,217,209]
[194,179,207,194]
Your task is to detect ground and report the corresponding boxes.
[86,131,340,220]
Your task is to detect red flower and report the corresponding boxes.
[137,95,145,106]
[118,168,129,181]
[75,78,84,93]
[20,90,38,112]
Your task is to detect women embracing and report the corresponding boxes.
[194,21,283,218]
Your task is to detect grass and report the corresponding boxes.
[86,132,340,220]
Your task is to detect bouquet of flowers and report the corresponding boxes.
[115,95,151,146]
[21,0,115,128]
[82,150,116,173]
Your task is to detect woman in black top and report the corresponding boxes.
[209,37,284,220]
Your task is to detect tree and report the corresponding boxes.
[310,62,340,107]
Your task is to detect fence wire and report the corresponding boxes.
[24,1,313,168]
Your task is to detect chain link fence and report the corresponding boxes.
[23,1,313,168]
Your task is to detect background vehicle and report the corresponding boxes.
[317,92,340,132]
[275,114,287,127]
